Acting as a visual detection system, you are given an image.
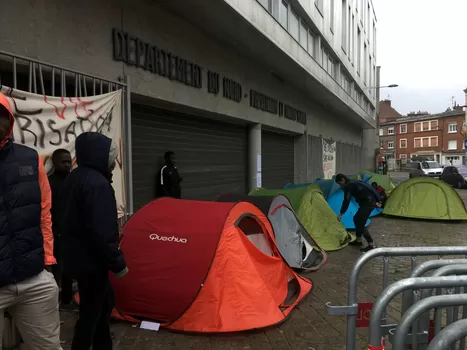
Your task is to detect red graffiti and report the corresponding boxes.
[44,95,67,119]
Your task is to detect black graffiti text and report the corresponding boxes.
[14,109,114,149]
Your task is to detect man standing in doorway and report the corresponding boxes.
[157,151,183,198]
[335,174,382,252]
[0,92,62,348]
[48,148,76,311]
[61,132,128,350]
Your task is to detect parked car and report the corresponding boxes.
[408,161,443,178]
[441,166,466,189]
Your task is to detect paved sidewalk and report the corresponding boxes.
[59,190,467,350]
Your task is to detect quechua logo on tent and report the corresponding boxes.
[149,233,188,244]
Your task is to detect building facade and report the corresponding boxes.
[378,100,401,170]
[393,108,465,167]
[0,0,378,212]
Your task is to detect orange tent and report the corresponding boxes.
[109,198,312,332]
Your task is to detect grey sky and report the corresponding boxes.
[374,0,467,115]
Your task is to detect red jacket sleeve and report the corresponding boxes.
[38,158,56,266]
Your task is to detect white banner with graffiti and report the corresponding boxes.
[322,138,336,179]
[0,86,125,217]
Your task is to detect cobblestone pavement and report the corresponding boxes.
[59,188,467,350]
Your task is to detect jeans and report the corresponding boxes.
[353,204,375,245]
[72,271,114,350]
[0,270,62,350]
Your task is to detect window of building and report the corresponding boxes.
[422,122,429,131]
[388,127,394,135]
[308,30,316,57]
[330,0,335,32]
[388,141,394,149]
[279,0,289,29]
[299,21,308,49]
[400,124,407,133]
[341,0,347,52]
[448,123,457,133]
[257,0,272,12]
[430,120,438,129]
[357,29,361,75]
[350,12,354,62]
[399,154,407,159]
[373,21,376,54]
[379,128,383,136]
[400,139,407,148]
[369,56,372,92]
[290,9,299,41]
[448,140,457,150]
[415,137,438,148]
[414,122,422,132]
[315,0,324,15]
[367,2,370,32]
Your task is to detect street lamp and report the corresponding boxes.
[366,84,399,89]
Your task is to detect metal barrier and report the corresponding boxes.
[325,246,467,350]
[391,294,467,350]
[426,319,467,350]
[368,275,467,349]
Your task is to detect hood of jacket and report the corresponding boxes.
[75,132,112,176]
[0,93,14,150]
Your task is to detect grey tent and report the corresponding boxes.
[216,193,328,272]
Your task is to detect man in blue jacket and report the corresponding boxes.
[61,132,128,350]
[335,174,382,252]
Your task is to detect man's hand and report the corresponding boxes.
[337,215,342,222]
[376,202,382,208]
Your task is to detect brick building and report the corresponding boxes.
[378,100,402,170]
[392,107,465,167]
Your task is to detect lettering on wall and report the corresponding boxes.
[111,29,306,124]
[113,28,203,89]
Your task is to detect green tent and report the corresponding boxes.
[250,185,354,251]
[359,171,396,195]
[383,177,467,220]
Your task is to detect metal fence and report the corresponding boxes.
[0,50,133,215]
[326,246,467,350]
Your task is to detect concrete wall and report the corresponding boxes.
[1,0,364,183]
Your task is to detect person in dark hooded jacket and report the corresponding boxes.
[61,132,128,350]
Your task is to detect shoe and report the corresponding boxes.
[349,240,363,246]
[360,245,376,253]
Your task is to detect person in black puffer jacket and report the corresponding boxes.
[0,92,62,349]
[61,132,128,350]
[335,174,382,253]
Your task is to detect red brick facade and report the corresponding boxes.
[379,100,401,124]
[393,109,465,165]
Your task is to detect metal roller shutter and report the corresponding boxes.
[131,105,248,210]
[261,131,295,189]
[308,135,324,181]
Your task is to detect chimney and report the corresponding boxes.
[381,99,392,107]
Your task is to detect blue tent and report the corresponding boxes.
[327,189,383,230]
[312,179,341,199]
